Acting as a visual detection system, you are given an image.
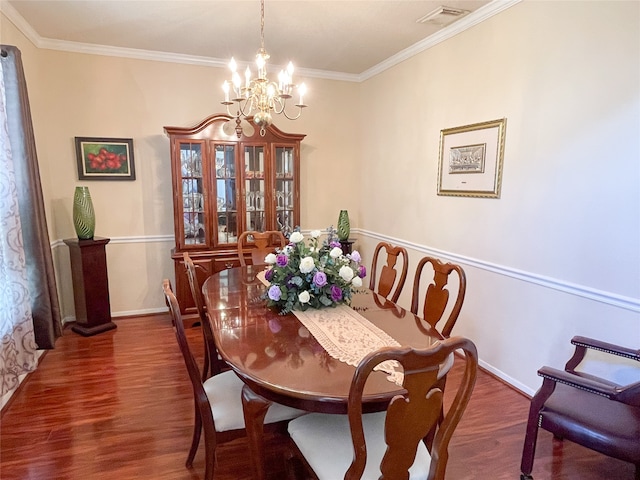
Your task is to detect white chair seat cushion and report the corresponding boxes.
[288,411,431,480]
[204,371,306,432]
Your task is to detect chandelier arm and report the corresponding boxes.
[235,99,254,118]
[280,106,304,121]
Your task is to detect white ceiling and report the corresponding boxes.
[2,0,518,81]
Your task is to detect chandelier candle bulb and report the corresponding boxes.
[298,83,307,106]
[223,81,230,103]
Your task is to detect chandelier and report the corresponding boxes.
[221,0,307,137]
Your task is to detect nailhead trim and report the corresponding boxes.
[539,373,611,399]
[572,340,640,362]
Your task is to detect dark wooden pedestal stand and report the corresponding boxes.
[63,237,117,336]
[339,239,354,255]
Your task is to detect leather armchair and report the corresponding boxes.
[520,336,640,479]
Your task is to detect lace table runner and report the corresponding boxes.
[256,269,404,384]
[293,306,404,385]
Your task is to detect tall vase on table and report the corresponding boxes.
[337,209,353,254]
[73,186,95,240]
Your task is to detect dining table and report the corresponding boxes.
[202,265,449,480]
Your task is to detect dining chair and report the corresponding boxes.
[286,336,478,480]
[237,230,288,266]
[183,252,227,380]
[410,256,466,338]
[162,280,306,480]
[520,336,640,480]
[368,242,409,303]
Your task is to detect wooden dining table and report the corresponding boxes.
[202,265,447,480]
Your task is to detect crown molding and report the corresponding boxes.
[2,0,520,83]
[358,0,522,81]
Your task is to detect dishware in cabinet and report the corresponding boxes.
[165,114,305,316]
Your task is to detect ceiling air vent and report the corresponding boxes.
[416,6,470,26]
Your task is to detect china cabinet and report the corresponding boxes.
[164,114,305,316]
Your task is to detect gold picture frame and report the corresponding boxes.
[437,118,507,198]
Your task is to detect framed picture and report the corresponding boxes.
[437,118,506,198]
[75,137,135,180]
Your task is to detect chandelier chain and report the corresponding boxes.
[260,0,265,51]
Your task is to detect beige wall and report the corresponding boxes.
[358,0,639,391]
[2,0,639,394]
[1,12,360,318]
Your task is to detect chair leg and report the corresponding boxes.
[521,379,557,478]
[202,420,217,480]
[186,400,202,467]
[520,410,540,477]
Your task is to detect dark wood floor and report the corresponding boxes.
[1,314,635,480]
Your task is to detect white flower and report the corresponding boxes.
[289,231,304,243]
[298,290,310,303]
[351,276,363,287]
[310,230,321,238]
[299,256,315,273]
[339,265,354,282]
[330,247,343,258]
[264,253,277,264]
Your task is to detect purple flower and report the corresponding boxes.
[350,251,361,263]
[331,285,343,302]
[265,268,274,282]
[358,265,367,278]
[330,241,341,248]
[268,285,282,301]
[276,254,289,267]
[313,271,328,287]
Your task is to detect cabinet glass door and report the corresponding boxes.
[214,144,237,244]
[180,142,205,246]
[244,145,265,232]
[275,146,295,235]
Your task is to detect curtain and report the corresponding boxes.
[0,45,62,396]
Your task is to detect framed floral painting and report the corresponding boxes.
[75,137,136,180]
[437,118,506,198]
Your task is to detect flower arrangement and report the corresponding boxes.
[262,228,367,314]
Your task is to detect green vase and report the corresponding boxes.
[337,209,350,241]
[73,186,95,240]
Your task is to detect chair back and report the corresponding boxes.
[345,336,478,480]
[410,256,466,338]
[183,253,225,377]
[368,242,409,303]
[237,230,287,266]
[162,279,216,428]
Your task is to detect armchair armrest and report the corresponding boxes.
[565,336,640,372]
[571,336,640,360]
[616,381,640,407]
[538,366,640,406]
[538,366,621,400]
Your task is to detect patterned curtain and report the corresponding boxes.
[0,45,62,397]
[0,48,37,397]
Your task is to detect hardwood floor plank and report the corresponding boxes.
[1,314,635,479]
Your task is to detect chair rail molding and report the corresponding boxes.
[356,229,640,314]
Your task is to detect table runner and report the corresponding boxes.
[257,269,404,384]
[292,305,404,385]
